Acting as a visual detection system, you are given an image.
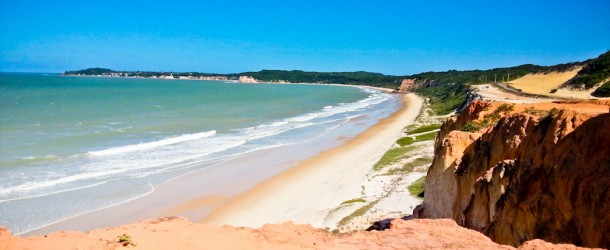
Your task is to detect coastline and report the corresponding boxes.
[202,93,423,228]
[22,84,415,235]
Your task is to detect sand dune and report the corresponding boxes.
[507,67,580,95]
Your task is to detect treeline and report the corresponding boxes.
[64,68,116,75]
[65,52,607,114]
[236,70,401,87]
[64,68,233,78]
[411,62,584,85]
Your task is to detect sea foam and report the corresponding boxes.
[88,130,217,156]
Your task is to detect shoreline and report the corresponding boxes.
[22,85,410,235]
[202,93,423,228]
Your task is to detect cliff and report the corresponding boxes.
[398,78,416,93]
[415,100,610,248]
[238,75,258,83]
[0,217,588,249]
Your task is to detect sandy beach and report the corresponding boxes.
[203,93,423,228]
[23,85,422,236]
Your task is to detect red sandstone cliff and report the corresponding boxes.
[398,79,416,93]
[415,100,610,248]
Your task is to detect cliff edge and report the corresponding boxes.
[415,100,610,248]
[1,217,590,250]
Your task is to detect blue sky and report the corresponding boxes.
[1,0,608,75]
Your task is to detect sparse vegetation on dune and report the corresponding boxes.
[341,198,366,205]
[406,124,441,135]
[396,132,437,147]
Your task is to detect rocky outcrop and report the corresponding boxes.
[0,217,590,249]
[415,100,610,248]
[398,79,416,93]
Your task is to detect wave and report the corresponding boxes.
[1,89,392,204]
[88,130,216,156]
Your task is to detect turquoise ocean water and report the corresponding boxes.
[0,73,399,234]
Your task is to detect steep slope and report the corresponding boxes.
[415,100,610,248]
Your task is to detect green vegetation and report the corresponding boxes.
[240,70,401,88]
[414,82,469,115]
[566,51,610,92]
[411,63,583,86]
[386,157,433,175]
[117,234,137,247]
[461,104,515,132]
[406,124,441,135]
[65,52,598,113]
[396,132,437,147]
[65,68,115,75]
[408,176,426,198]
[341,198,366,205]
[337,199,381,227]
[592,81,610,97]
[373,146,418,171]
[524,106,543,115]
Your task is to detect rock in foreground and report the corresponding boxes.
[416,100,610,248]
[0,217,589,249]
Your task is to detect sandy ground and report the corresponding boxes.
[551,86,609,99]
[472,84,558,103]
[203,93,424,228]
[507,68,580,95]
[506,68,610,100]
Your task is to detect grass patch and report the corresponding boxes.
[373,146,418,171]
[461,103,515,132]
[396,132,437,147]
[341,198,366,205]
[337,199,381,227]
[406,124,441,135]
[386,157,433,175]
[408,176,426,198]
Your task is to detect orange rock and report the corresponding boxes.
[398,79,416,93]
[417,100,610,248]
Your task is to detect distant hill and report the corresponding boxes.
[64,68,115,75]
[64,51,609,114]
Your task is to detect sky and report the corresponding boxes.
[0,0,609,75]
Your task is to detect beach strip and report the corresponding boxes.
[202,93,423,228]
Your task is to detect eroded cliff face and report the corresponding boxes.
[416,100,610,248]
[398,79,416,93]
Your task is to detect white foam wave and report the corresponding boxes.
[88,130,216,156]
[233,91,391,142]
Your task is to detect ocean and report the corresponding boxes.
[0,73,400,234]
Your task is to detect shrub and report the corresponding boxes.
[117,234,137,247]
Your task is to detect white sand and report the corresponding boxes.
[204,93,424,228]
